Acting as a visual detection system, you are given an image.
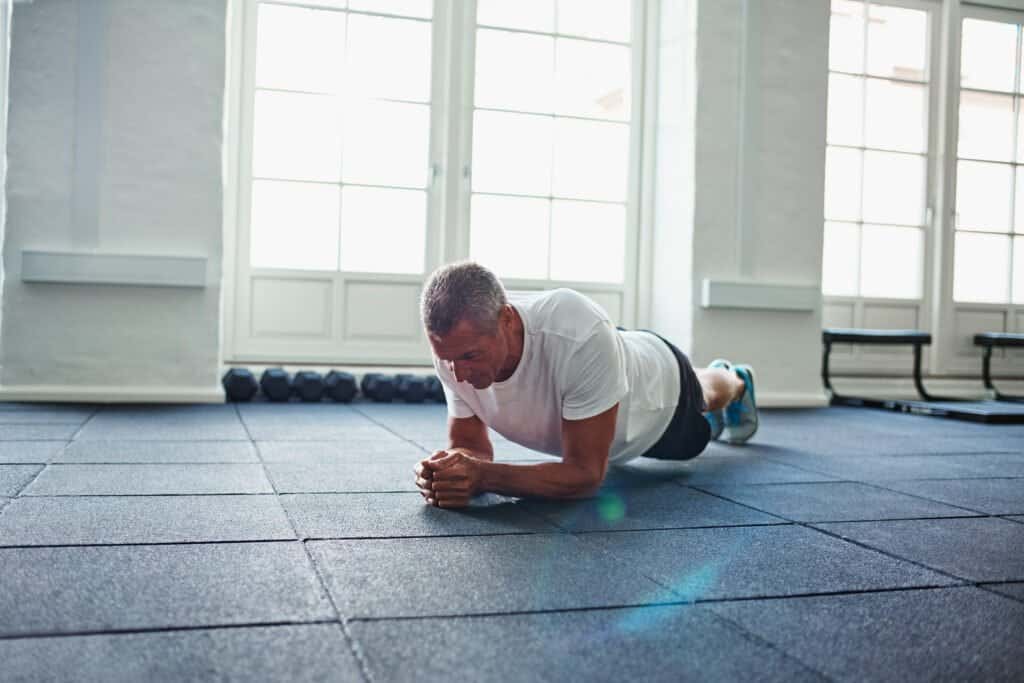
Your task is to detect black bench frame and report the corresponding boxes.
[975,333,1024,403]
[821,328,1024,423]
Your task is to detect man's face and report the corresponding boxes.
[428,317,507,390]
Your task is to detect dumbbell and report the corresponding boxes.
[324,370,358,403]
[222,368,258,402]
[292,370,325,402]
[395,374,427,403]
[425,375,446,403]
[360,373,397,402]
[260,368,292,402]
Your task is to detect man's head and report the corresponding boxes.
[420,261,519,390]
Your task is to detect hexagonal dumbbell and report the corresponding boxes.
[360,373,397,402]
[259,368,292,402]
[424,375,446,403]
[222,368,258,402]
[292,370,325,402]
[395,374,428,403]
[324,370,358,403]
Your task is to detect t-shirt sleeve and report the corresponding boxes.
[433,357,475,419]
[561,321,629,421]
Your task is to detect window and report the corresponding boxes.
[468,0,633,284]
[822,0,930,300]
[952,15,1024,304]
[248,0,433,275]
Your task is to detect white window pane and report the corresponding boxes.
[957,91,1015,162]
[829,0,865,73]
[859,225,922,298]
[474,29,555,114]
[549,201,625,283]
[557,0,631,42]
[822,221,860,296]
[477,0,554,32]
[824,146,862,222]
[552,118,629,202]
[470,195,550,279]
[953,232,1011,303]
[256,4,345,93]
[472,111,553,196]
[866,5,927,81]
[342,100,429,188]
[1017,170,1024,234]
[555,38,630,121]
[1014,237,1024,304]
[960,18,1017,93]
[862,151,924,225]
[864,79,926,153]
[251,180,340,271]
[956,160,1013,232]
[252,91,343,182]
[346,15,431,102]
[339,187,425,273]
[1018,106,1024,163]
[348,0,431,18]
[827,74,863,146]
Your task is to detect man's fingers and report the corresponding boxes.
[416,476,433,490]
[424,452,460,471]
[430,450,448,460]
[413,461,434,480]
[432,466,467,482]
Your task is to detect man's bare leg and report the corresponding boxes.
[696,368,745,412]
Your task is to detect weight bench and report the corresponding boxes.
[822,328,1024,424]
[974,333,1024,403]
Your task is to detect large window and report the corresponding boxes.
[822,0,930,300]
[952,14,1024,304]
[248,0,433,275]
[468,0,632,284]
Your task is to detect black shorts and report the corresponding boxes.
[638,332,711,461]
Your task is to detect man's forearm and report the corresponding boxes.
[476,460,601,500]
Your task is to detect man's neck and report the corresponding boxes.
[495,306,524,382]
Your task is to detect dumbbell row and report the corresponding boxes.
[221,367,446,404]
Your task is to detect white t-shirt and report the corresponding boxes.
[434,288,681,465]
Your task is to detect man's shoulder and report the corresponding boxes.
[520,288,611,330]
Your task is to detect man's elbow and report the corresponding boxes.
[567,469,605,499]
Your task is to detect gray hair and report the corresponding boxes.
[420,261,508,337]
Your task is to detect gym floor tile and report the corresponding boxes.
[0,441,66,465]
[982,582,1024,602]
[265,462,419,493]
[709,587,1024,682]
[21,464,274,495]
[0,424,80,440]
[522,482,782,532]
[697,481,975,523]
[75,406,249,441]
[876,477,1024,515]
[55,440,259,464]
[257,440,426,464]
[0,464,43,496]
[815,517,1024,582]
[616,453,840,485]
[281,492,558,539]
[928,452,1024,478]
[307,535,675,618]
[0,495,295,546]
[0,624,360,683]
[0,406,93,424]
[756,453,997,481]
[242,422,403,442]
[578,525,954,601]
[0,542,334,637]
[350,606,824,683]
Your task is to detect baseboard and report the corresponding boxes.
[0,385,225,404]
[757,391,830,408]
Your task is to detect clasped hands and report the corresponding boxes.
[413,448,485,508]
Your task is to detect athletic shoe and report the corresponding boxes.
[724,363,758,444]
[704,359,732,440]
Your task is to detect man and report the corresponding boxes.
[413,261,758,508]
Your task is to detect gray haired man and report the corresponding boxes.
[414,261,758,508]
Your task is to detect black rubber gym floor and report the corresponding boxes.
[0,402,1022,681]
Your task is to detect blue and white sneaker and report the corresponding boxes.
[705,359,732,440]
[724,363,758,444]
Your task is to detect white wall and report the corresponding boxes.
[0,0,226,402]
[650,0,830,406]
